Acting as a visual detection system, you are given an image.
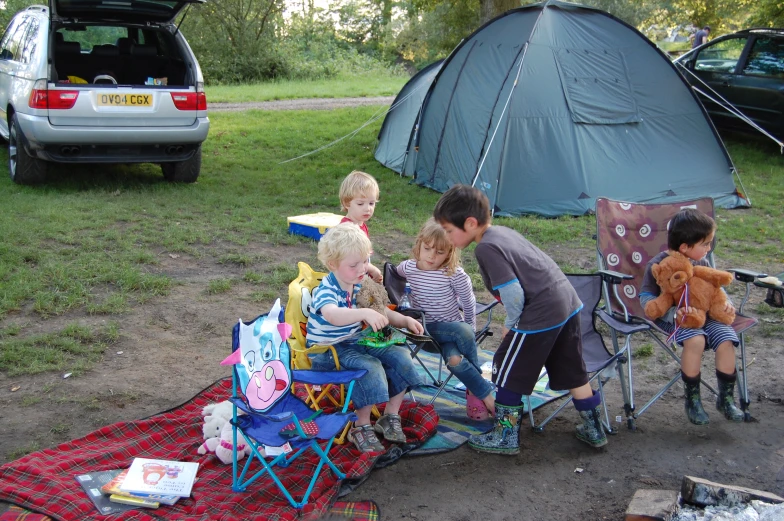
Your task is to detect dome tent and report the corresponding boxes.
[375,59,443,174]
[374,1,748,216]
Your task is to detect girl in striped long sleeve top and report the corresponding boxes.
[397,218,495,415]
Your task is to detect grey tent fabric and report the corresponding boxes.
[374,60,443,173]
[374,1,748,217]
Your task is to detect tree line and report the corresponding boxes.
[2,0,783,83]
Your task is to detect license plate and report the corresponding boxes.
[96,93,152,107]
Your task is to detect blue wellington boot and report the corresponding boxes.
[468,403,523,455]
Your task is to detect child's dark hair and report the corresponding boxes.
[432,184,491,229]
[667,208,716,250]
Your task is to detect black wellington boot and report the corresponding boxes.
[716,371,744,422]
[683,372,710,425]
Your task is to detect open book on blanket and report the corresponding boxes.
[119,458,199,498]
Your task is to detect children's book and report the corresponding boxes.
[120,458,199,498]
[109,494,159,509]
[101,468,180,505]
[75,470,140,515]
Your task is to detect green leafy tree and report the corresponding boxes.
[1,0,39,31]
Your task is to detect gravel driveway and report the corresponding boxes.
[209,96,395,111]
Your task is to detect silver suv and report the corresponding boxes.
[0,1,209,184]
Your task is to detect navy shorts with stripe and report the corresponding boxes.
[492,314,588,395]
[655,318,738,351]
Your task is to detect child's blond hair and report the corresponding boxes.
[318,223,373,270]
[339,171,380,211]
[413,218,460,276]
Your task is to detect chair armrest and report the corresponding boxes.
[396,308,425,319]
[727,268,767,284]
[598,269,634,285]
[476,300,499,314]
[293,369,367,385]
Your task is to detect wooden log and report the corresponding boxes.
[681,475,784,507]
[625,489,679,521]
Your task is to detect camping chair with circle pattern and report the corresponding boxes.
[383,261,498,405]
[594,197,764,429]
[222,299,366,509]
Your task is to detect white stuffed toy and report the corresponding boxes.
[201,413,226,442]
[202,400,233,423]
[201,400,235,442]
[198,421,254,464]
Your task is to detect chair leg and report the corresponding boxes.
[427,373,454,405]
[598,377,615,434]
[610,329,635,430]
[738,332,752,421]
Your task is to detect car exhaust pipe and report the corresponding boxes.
[165,145,184,155]
[60,146,81,156]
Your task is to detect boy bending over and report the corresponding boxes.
[434,185,608,455]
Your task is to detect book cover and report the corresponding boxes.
[109,494,159,509]
[120,458,199,498]
[101,468,180,506]
[75,470,139,515]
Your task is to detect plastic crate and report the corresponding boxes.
[287,212,344,240]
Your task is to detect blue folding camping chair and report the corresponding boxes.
[222,299,366,509]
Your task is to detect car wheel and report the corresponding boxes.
[8,113,47,185]
[161,145,201,183]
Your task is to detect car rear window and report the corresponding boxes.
[60,26,144,52]
[743,37,784,77]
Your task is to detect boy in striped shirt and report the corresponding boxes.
[306,223,424,453]
[434,185,607,455]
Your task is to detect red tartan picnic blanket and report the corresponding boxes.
[0,378,437,521]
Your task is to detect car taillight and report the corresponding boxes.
[28,88,79,110]
[170,91,207,111]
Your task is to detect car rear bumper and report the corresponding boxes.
[16,112,209,149]
[38,143,201,163]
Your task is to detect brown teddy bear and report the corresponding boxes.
[355,276,391,315]
[644,251,735,329]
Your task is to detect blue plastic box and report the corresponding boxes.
[287,212,344,240]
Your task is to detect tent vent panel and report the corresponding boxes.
[554,48,640,125]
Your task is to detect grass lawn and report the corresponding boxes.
[0,101,783,375]
[205,74,408,103]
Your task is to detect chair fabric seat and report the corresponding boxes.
[232,395,356,446]
[596,309,651,335]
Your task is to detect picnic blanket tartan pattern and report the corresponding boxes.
[0,506,52,521]
[0,502,379,521]
[0,378,437,521]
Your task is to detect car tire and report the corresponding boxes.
[161,145,201,183]
[8,113,47,185]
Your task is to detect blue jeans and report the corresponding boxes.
[427,321,494,400]
[309,339,422,409]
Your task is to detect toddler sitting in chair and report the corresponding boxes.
[306,223,424,453]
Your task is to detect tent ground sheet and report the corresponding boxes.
[0,378,436,521]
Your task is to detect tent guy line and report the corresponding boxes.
[277,78,431,165]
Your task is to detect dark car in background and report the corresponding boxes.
[674,28,784,140]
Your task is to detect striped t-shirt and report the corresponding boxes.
[396,259,476,329]
[306,272,362,346]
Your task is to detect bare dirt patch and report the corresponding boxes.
[2,240,783,519]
